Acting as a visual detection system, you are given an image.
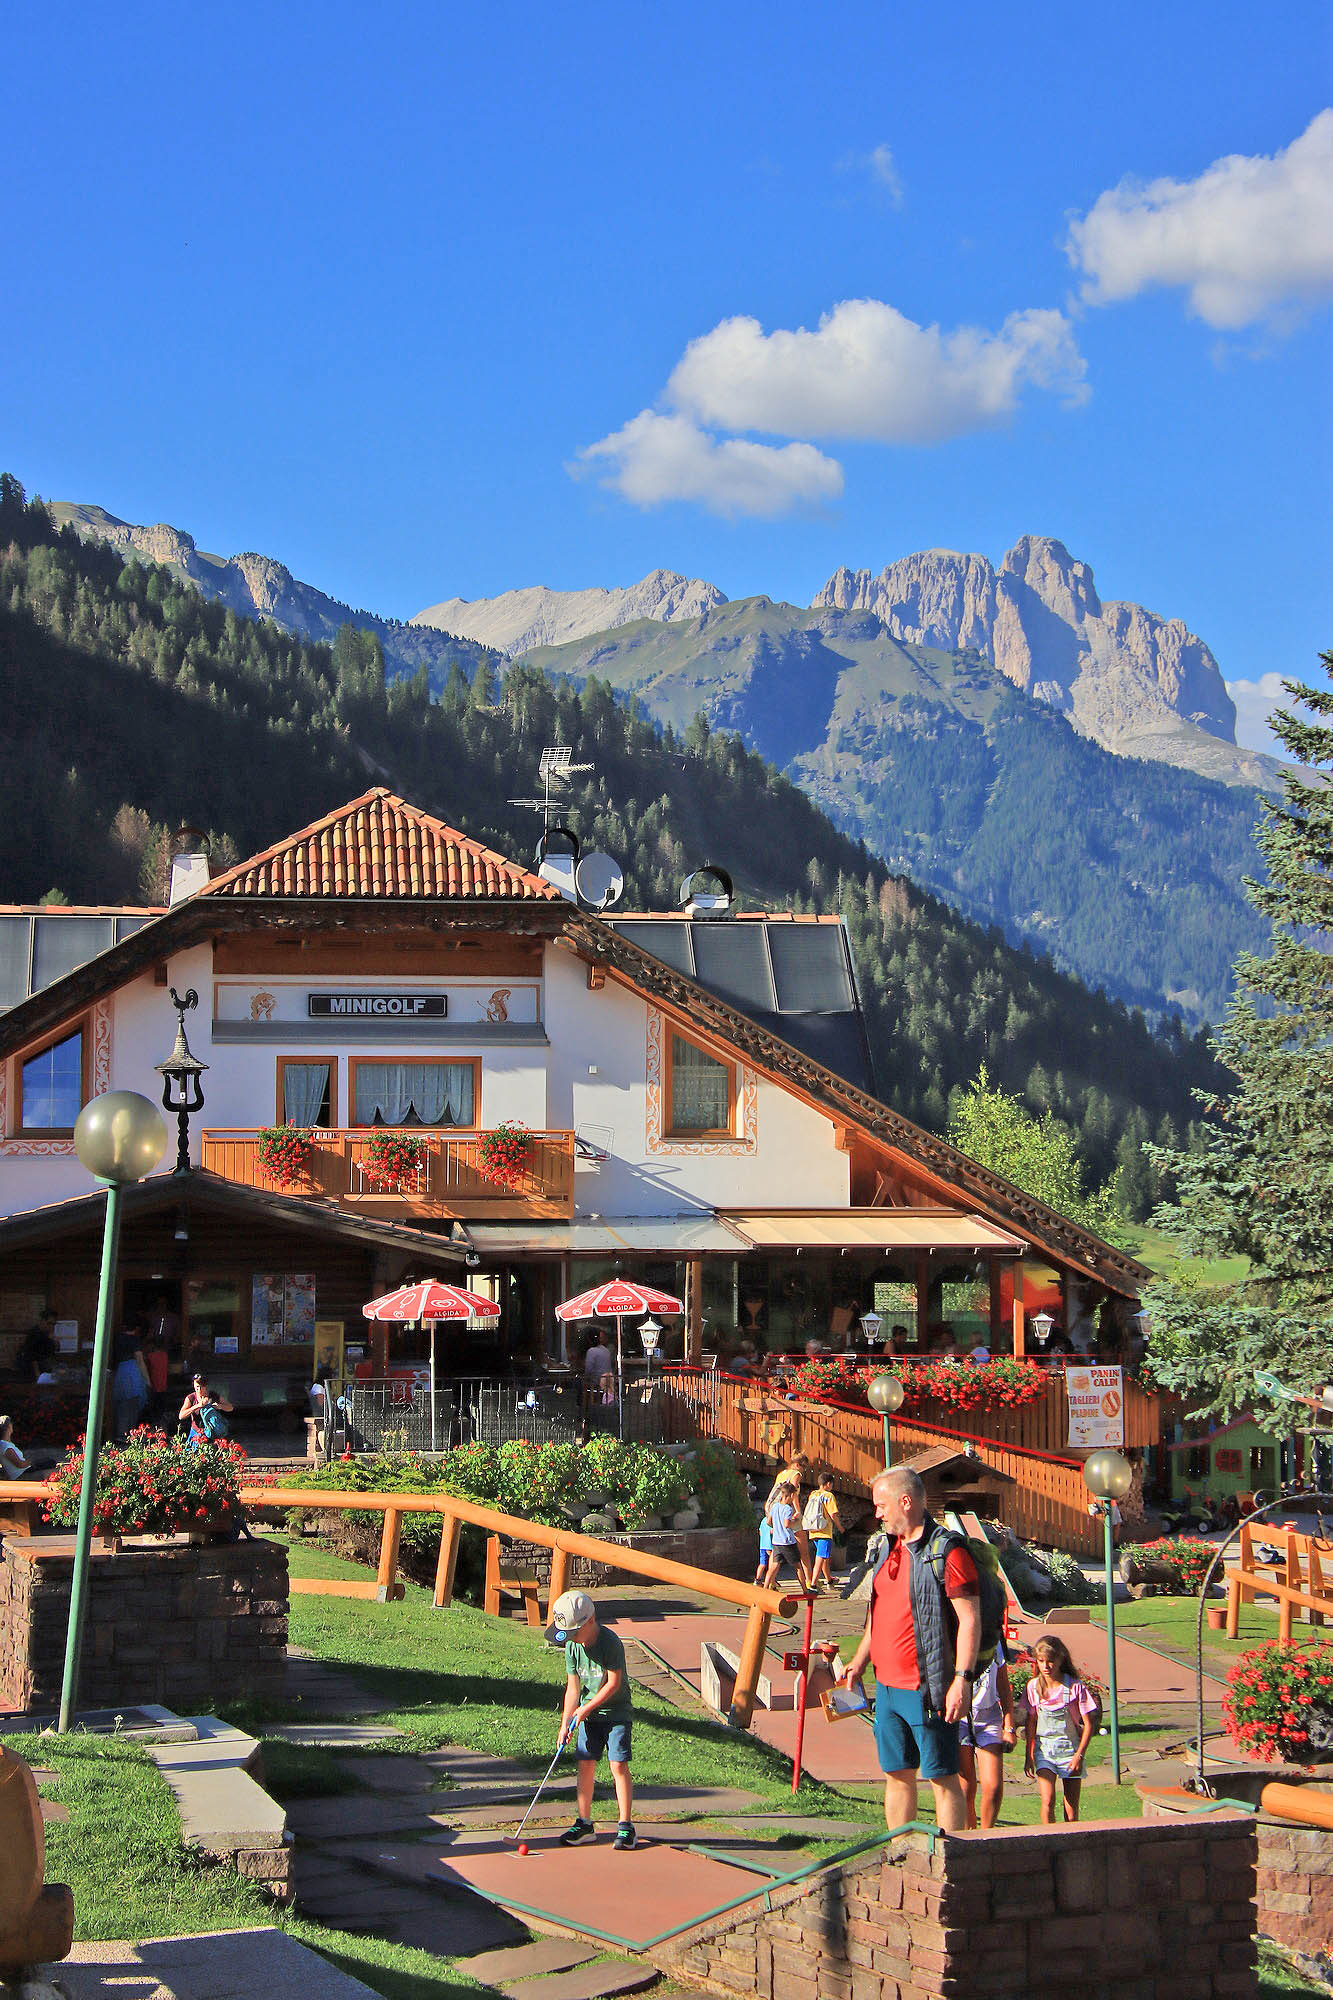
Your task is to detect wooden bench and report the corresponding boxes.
[483,1535,543,1626]
[0,1497,42,1539]
[1225,1520,1333,1640]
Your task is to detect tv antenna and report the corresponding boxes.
[509,745,594,832]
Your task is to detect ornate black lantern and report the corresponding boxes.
[155,988,208,1174]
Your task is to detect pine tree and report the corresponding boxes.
[1145,651,1333,1418]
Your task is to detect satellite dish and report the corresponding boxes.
[575,851,625,913]
[680,863,733,917]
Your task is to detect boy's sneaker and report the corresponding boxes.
[613,1822,637,1851]
[559,1816,596,1845]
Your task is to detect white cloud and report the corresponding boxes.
[1227,674,1294,757]
[868,144,904,205]
[664,298,1088,445]
[575,410,844,518]
[1066,110,1333,329]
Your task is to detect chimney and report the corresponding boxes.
[168,824,211,907]
[680,863,734,918]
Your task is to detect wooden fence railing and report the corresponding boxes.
[661,1368,1108,1558]
[3,1479,797,1730]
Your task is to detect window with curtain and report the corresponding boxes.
[282,1063,331,1126]
[20,1028,83,1130]
[668,1034,733,1135]
[353,1062,475,1127]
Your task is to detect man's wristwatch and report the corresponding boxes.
[955,1668,977,1684]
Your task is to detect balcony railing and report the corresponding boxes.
[200,1127,576,1218]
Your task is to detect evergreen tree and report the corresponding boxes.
[1145,652,1333,1418]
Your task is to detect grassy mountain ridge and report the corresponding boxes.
[0,476,1218,1195]
[521,599,1267,1020]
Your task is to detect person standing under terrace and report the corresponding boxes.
[840,1467,981,1834]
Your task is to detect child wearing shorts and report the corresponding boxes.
[802,1470,841,1591]
[551,1588,636,1850]
[957,1638,1016,1827]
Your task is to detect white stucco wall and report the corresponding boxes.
[0,932,849,1224]
[542,948,848,1216]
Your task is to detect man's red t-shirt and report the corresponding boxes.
[869,1537,979,1690]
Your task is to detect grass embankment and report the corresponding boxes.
[1115,1221,1250,1289]
[1,1732,485,2000]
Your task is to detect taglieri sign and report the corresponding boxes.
[1066,1364,1125,1448]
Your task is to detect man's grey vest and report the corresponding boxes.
[872,1514,962,1712]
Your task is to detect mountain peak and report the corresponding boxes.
[410,569,727,657]
[812,538,1233,759]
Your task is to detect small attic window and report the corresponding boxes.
[18,1024,87,1132]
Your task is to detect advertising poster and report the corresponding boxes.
[251,1274,285,1347]
[1066,1364,1125,1448]
[284,1273,317,1343]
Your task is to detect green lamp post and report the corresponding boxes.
[59,1090,167,1732]
[1083,1446,1133,1783]
[866,1370,904,1468]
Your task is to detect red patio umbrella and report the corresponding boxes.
[555,1279,684,1377]
[362,1280,500,1449]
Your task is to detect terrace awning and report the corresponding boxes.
[464,1217,751,1256]
[718,1210,1025,1254]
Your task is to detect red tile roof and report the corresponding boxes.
[199,789,560,902]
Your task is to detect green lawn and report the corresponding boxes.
[1091,1592,1293,1675]
[1115,1221,1251,1289]
[1,1733,485,2000]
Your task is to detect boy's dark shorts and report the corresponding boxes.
[874,1686,959,1781]
[576,1716,632,1763]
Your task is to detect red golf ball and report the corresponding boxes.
[517,1842,529,1855]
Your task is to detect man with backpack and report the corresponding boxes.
[840,1467,991,1833]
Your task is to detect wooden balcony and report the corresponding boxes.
[200,1128,576,1220]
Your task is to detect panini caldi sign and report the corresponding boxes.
[308,993,447,1018]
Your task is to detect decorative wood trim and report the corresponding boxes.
[586,963,606,991]
[645,1011,756,1157]
[276,1056,339,1128]
[347,1055,481,1131]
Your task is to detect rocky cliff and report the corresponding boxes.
[411,569,728,657]
[815,536,1249,776]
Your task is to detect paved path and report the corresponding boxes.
[56,1929,384,1999]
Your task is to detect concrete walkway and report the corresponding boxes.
[55,1929,382,1999]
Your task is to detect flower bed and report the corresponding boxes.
[1130,1535,1216,1594]
[1,1384,87,1451]
[1222,1639,1333,1763]
[44,1427,247,1537]
[786,1353,1047,1415]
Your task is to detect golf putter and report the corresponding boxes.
[510,1727,572,1842]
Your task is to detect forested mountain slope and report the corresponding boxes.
[0,476,1218,1190]
[521,599,1268,1021]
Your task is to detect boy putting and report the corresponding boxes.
[550,1588,636,1850]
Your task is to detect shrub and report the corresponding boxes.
[1134,1535,1217,1594]
[689,1441,755,1530]
[44,1427,246,1537]
[1041,1548,1100,1605]
[1222,1641,1333,1763]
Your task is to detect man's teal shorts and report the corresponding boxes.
[874,1685,959,1781]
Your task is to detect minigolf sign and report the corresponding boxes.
[1066,1364,1125,1447]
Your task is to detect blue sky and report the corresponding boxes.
[5,1,1330,752]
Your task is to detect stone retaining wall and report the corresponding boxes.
[0,1537,289,1713]
[502,1524,756,1588]
[1141,1774,1332,1962]
[658,1816,1258,2000]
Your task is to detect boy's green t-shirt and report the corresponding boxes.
[565,1624,632,1722]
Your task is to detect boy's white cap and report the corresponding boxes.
[550,1589,595,1635]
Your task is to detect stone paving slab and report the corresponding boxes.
[285,1793,441,1839]
[268,1721,404,1748]
[466,1938,598,1981]
[497,1962,660,1999]
[53,1928,381,1999]
[149,1720,288,1852]
[336,1752,442,1792]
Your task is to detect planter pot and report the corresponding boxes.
[1206,1605,1228,1631]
